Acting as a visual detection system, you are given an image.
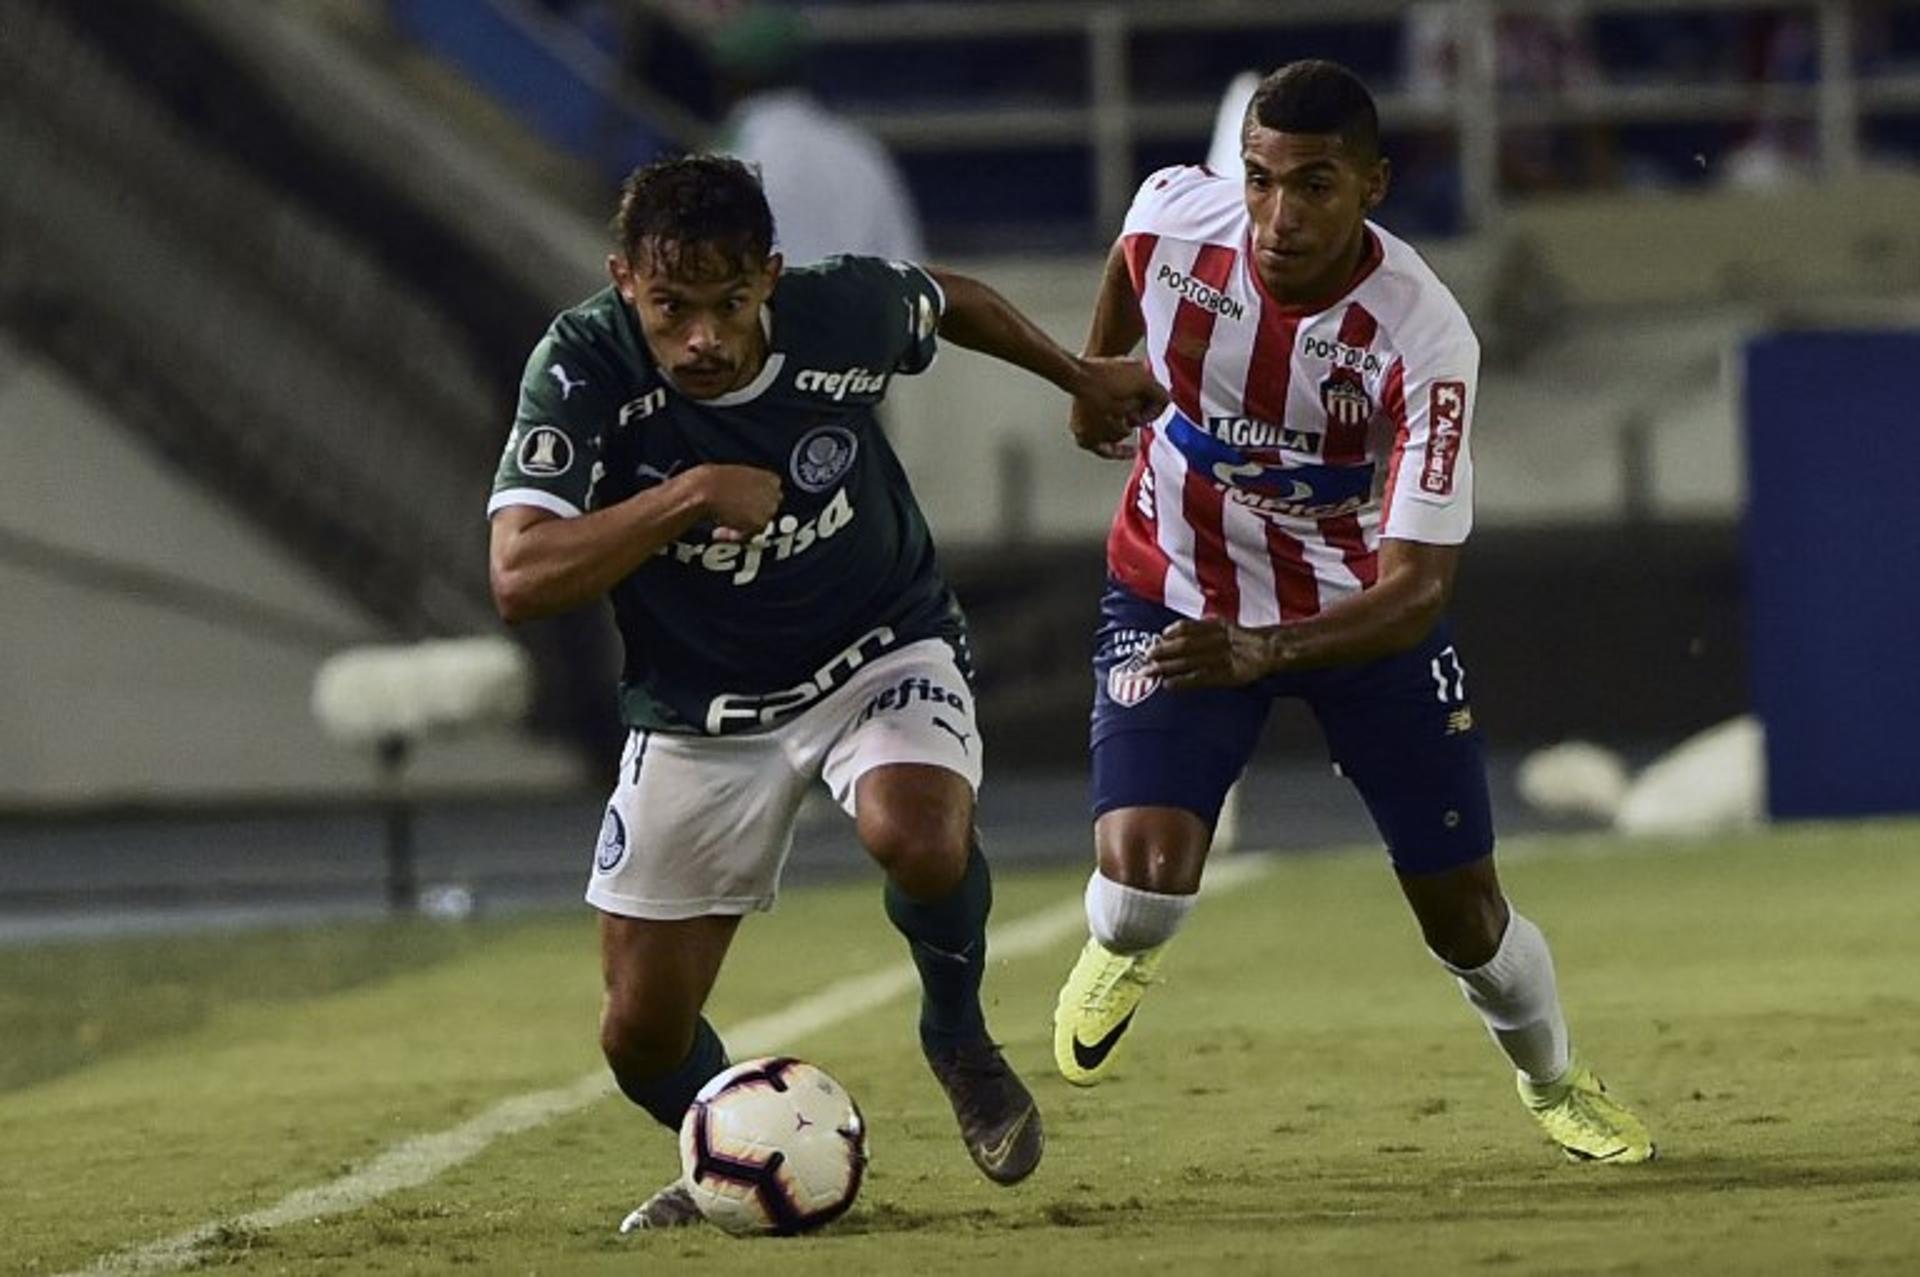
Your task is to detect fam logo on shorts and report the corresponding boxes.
[594,806,628,874]
[1106,652,1161,708]
[790,425,859,493]
[517,425,574,478]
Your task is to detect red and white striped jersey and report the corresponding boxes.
[1108,165,1479,624]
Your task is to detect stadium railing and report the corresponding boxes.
[794,0,1920,244]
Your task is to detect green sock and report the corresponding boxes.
[884,841,992,1051]
[614,1016,728,1131]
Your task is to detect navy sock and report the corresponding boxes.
[884,841,992,1051]
[614,1016,729,1131]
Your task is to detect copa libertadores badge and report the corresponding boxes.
[790,426,859,493]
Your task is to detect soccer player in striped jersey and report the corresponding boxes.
[1050,61,1654,1165]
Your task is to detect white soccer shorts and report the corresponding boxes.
[584,638,982,920]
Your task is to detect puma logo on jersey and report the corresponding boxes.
[635,460,683,486]
[666,486,855,586]
[548,364,587,400]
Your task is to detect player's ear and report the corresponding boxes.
[761,252,784,293]
[1364,157,1391,213]
[608,252,634,302]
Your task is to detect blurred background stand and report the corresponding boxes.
[312,637,537,914]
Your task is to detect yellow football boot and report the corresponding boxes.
[1518,1058,1656,1164]
[1052,937,1166,1086]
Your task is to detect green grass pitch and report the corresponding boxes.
[3,821,1917,1275]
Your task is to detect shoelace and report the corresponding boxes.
[1078,954,1152,1011]
[1554,1089,1627,1148]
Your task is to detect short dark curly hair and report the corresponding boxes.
[610,154,776,278]
[1245,60,1380,161]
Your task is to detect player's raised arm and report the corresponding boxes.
[923,266,1166,456]
[1064,240,1154,459]
[1081,238,1147,361]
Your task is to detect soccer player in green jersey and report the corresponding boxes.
[488,155,1166,1231]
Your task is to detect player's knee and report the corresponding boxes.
[860,806,969,900]
[599,994,695,1081]
[1418,896,1507,969]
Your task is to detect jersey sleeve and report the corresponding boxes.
[1118,165,1244,294]
[1381,307,1479,545]
[805,254,946,377]
[488,328,614,521]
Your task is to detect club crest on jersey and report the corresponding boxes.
[516,425,574,478]
[790,425,859,493]
[594,806,627,873]
[1106,652,1161,708]
[1319,368,1373,429]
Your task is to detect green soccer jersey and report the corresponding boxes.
[489,255,967,736]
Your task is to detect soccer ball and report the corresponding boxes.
[678,1056,868,1236]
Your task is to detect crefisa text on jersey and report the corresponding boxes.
[794,365,890,401]
[667,487,856,586]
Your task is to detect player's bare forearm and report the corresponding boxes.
[488,481,706,622]
[1148,540,1459,686]
[1082,239,1146,359]
[926,265,1166,457]
[926,267,1091,395]
[1258,539,1457,670]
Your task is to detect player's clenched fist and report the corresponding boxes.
[1147,618,1276,689]
[687,464,783,543]
[1068,356,1168,460]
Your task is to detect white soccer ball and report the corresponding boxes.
[678,1056,868,1236]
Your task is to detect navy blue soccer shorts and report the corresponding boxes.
[1090,579,1494,876]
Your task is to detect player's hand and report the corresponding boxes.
[1147,618,1274,689]
[1069,356,1167,460]
[686,464,783,543]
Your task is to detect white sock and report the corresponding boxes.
[1084,871,1195,954]
[1439,911,1571,1086]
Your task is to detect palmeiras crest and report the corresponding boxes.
[790,425,859,493]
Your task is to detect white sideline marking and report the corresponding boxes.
[67,855,1270,1276]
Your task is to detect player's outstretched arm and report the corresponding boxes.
[1148,539,1459,687]
[1067,240,1153,459]
[924,266,1166,455]
[489,465,781,622]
